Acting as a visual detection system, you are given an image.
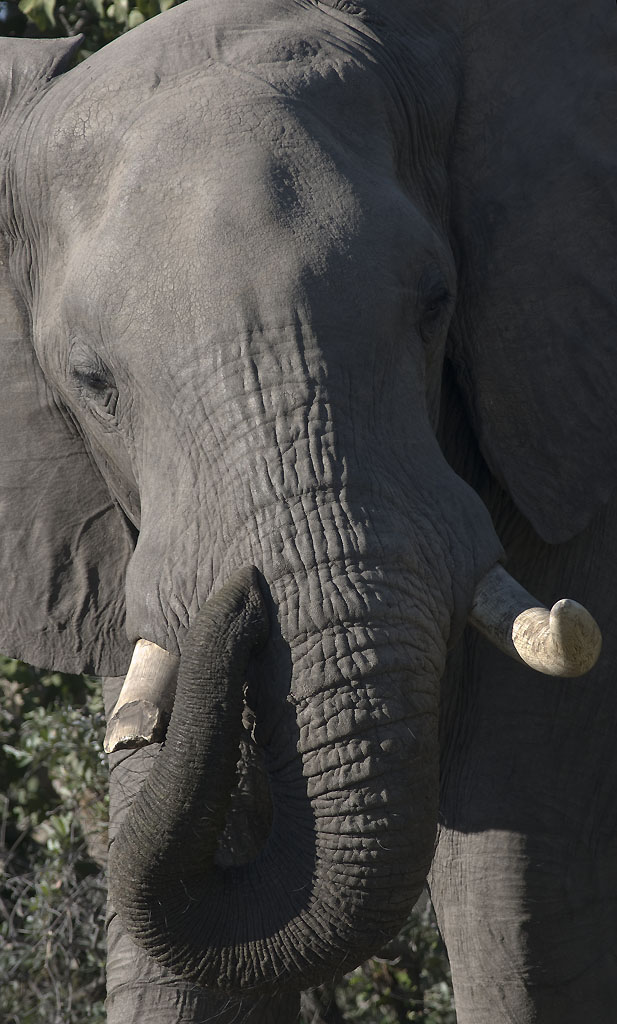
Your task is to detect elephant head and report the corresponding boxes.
[0,0,610,1003]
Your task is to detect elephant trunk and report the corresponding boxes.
[109,565,440,994]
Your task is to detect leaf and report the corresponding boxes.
[2,743,31,765]
[43,0,56,24]
[19,0,41,14]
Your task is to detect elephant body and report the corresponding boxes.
[433,374,617,1022]
[0,1,616,1021]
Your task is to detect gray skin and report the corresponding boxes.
[0,1,616,1022]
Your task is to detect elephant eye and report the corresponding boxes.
[81,373,118,414]
[69,345,118,422]
[419,286,452,344]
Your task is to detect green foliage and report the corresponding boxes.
[0,657,108,1024]
[18,0,180,56]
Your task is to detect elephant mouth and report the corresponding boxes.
[104,560,601,755]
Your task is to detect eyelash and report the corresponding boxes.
[72,368,118,421]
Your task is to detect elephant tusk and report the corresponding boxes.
[104,565,601,754]
[104,639,180,753]
[469,563,602,677]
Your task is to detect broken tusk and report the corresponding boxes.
[469,563,602,677]
[104,639,180,754]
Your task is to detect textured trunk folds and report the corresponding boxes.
[109,565,442,995]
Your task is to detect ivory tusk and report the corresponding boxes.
[469,563,602,677]
[104,639,180,753]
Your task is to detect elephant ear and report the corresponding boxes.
[449,1,617,544]
[0,38,134,675]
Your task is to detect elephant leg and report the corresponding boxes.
[104,676,300,1024]
[431,827,617,1024]
[430,502,617,1024]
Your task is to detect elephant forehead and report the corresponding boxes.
[99,86,369,229]
[47,2,394,185]
[49,80,449,350]
[58,186,443,379]
[35,1,456,370]
[42,0,457,238]
[44,65,395,310]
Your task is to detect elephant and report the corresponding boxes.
[1,0,616,1021]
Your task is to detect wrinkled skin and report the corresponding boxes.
[0,1,616,1022]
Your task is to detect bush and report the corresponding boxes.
[16,0,179,56]
[0,659,108,1024]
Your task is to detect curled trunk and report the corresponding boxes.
[108,566,439,994]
